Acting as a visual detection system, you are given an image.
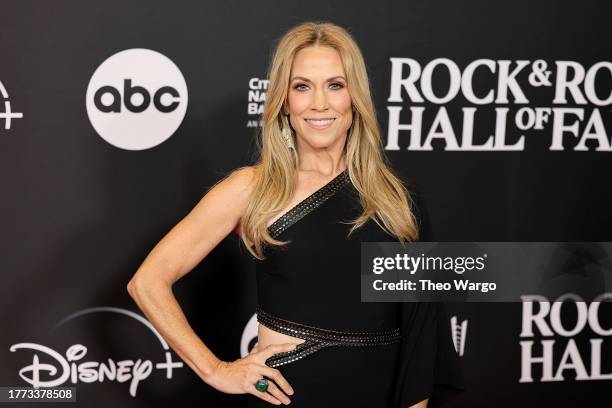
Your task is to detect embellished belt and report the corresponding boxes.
[256,308,402,368]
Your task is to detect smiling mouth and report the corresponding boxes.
[304,118,335,129]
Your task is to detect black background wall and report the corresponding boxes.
[1,1,610,407]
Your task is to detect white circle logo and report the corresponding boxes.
[240,313,259,357]
[86,48,188,150]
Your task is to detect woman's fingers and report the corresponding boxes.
[259,365,294,396]
[248,372,284,405]
[258,343,298,361]
[264,381,291,405]
[250,386,283,405]
[245,342,297,403]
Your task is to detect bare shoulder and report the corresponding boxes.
[199,166,257,236]
[216,165,256,196]
[228,165,257,205]
[128,166,258,287]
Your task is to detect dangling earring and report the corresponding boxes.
[281,114,295,150]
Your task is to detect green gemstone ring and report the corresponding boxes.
[255,378,269,392]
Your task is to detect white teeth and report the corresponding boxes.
[306,119,334,126]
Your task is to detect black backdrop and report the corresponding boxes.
[1,1,611,407]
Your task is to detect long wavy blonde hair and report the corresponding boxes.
[236,21,419,260]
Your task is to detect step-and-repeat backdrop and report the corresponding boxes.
[1,1,610,407]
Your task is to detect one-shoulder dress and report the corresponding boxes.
[247,169,465,407]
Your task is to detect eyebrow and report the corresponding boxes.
[291,76,346,83]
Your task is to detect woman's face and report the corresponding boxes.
[286,45,353,152]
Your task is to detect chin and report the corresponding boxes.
[305,135,343,149]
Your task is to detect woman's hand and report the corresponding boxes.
[206,342,297,405]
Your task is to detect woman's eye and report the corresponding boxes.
[293,82,344,91]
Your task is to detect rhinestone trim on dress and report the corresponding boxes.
[267,169,351,239]
[256,307,402,368]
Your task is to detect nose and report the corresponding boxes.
[311,87,329,111]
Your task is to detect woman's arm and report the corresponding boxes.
[127,168,252,377]
[127,167,295,405]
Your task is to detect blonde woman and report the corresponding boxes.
[128,21,464,407]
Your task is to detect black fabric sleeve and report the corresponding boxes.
[393,188,466,407]
[393,302,437,407]
[393,303,466,407]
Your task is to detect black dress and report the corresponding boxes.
[248,169,465,407]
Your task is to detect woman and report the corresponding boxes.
[127,21,464,407]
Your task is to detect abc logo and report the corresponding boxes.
[86,48,188,151]
[94,80,180,113]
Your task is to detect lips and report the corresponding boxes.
[304,118,335,129]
